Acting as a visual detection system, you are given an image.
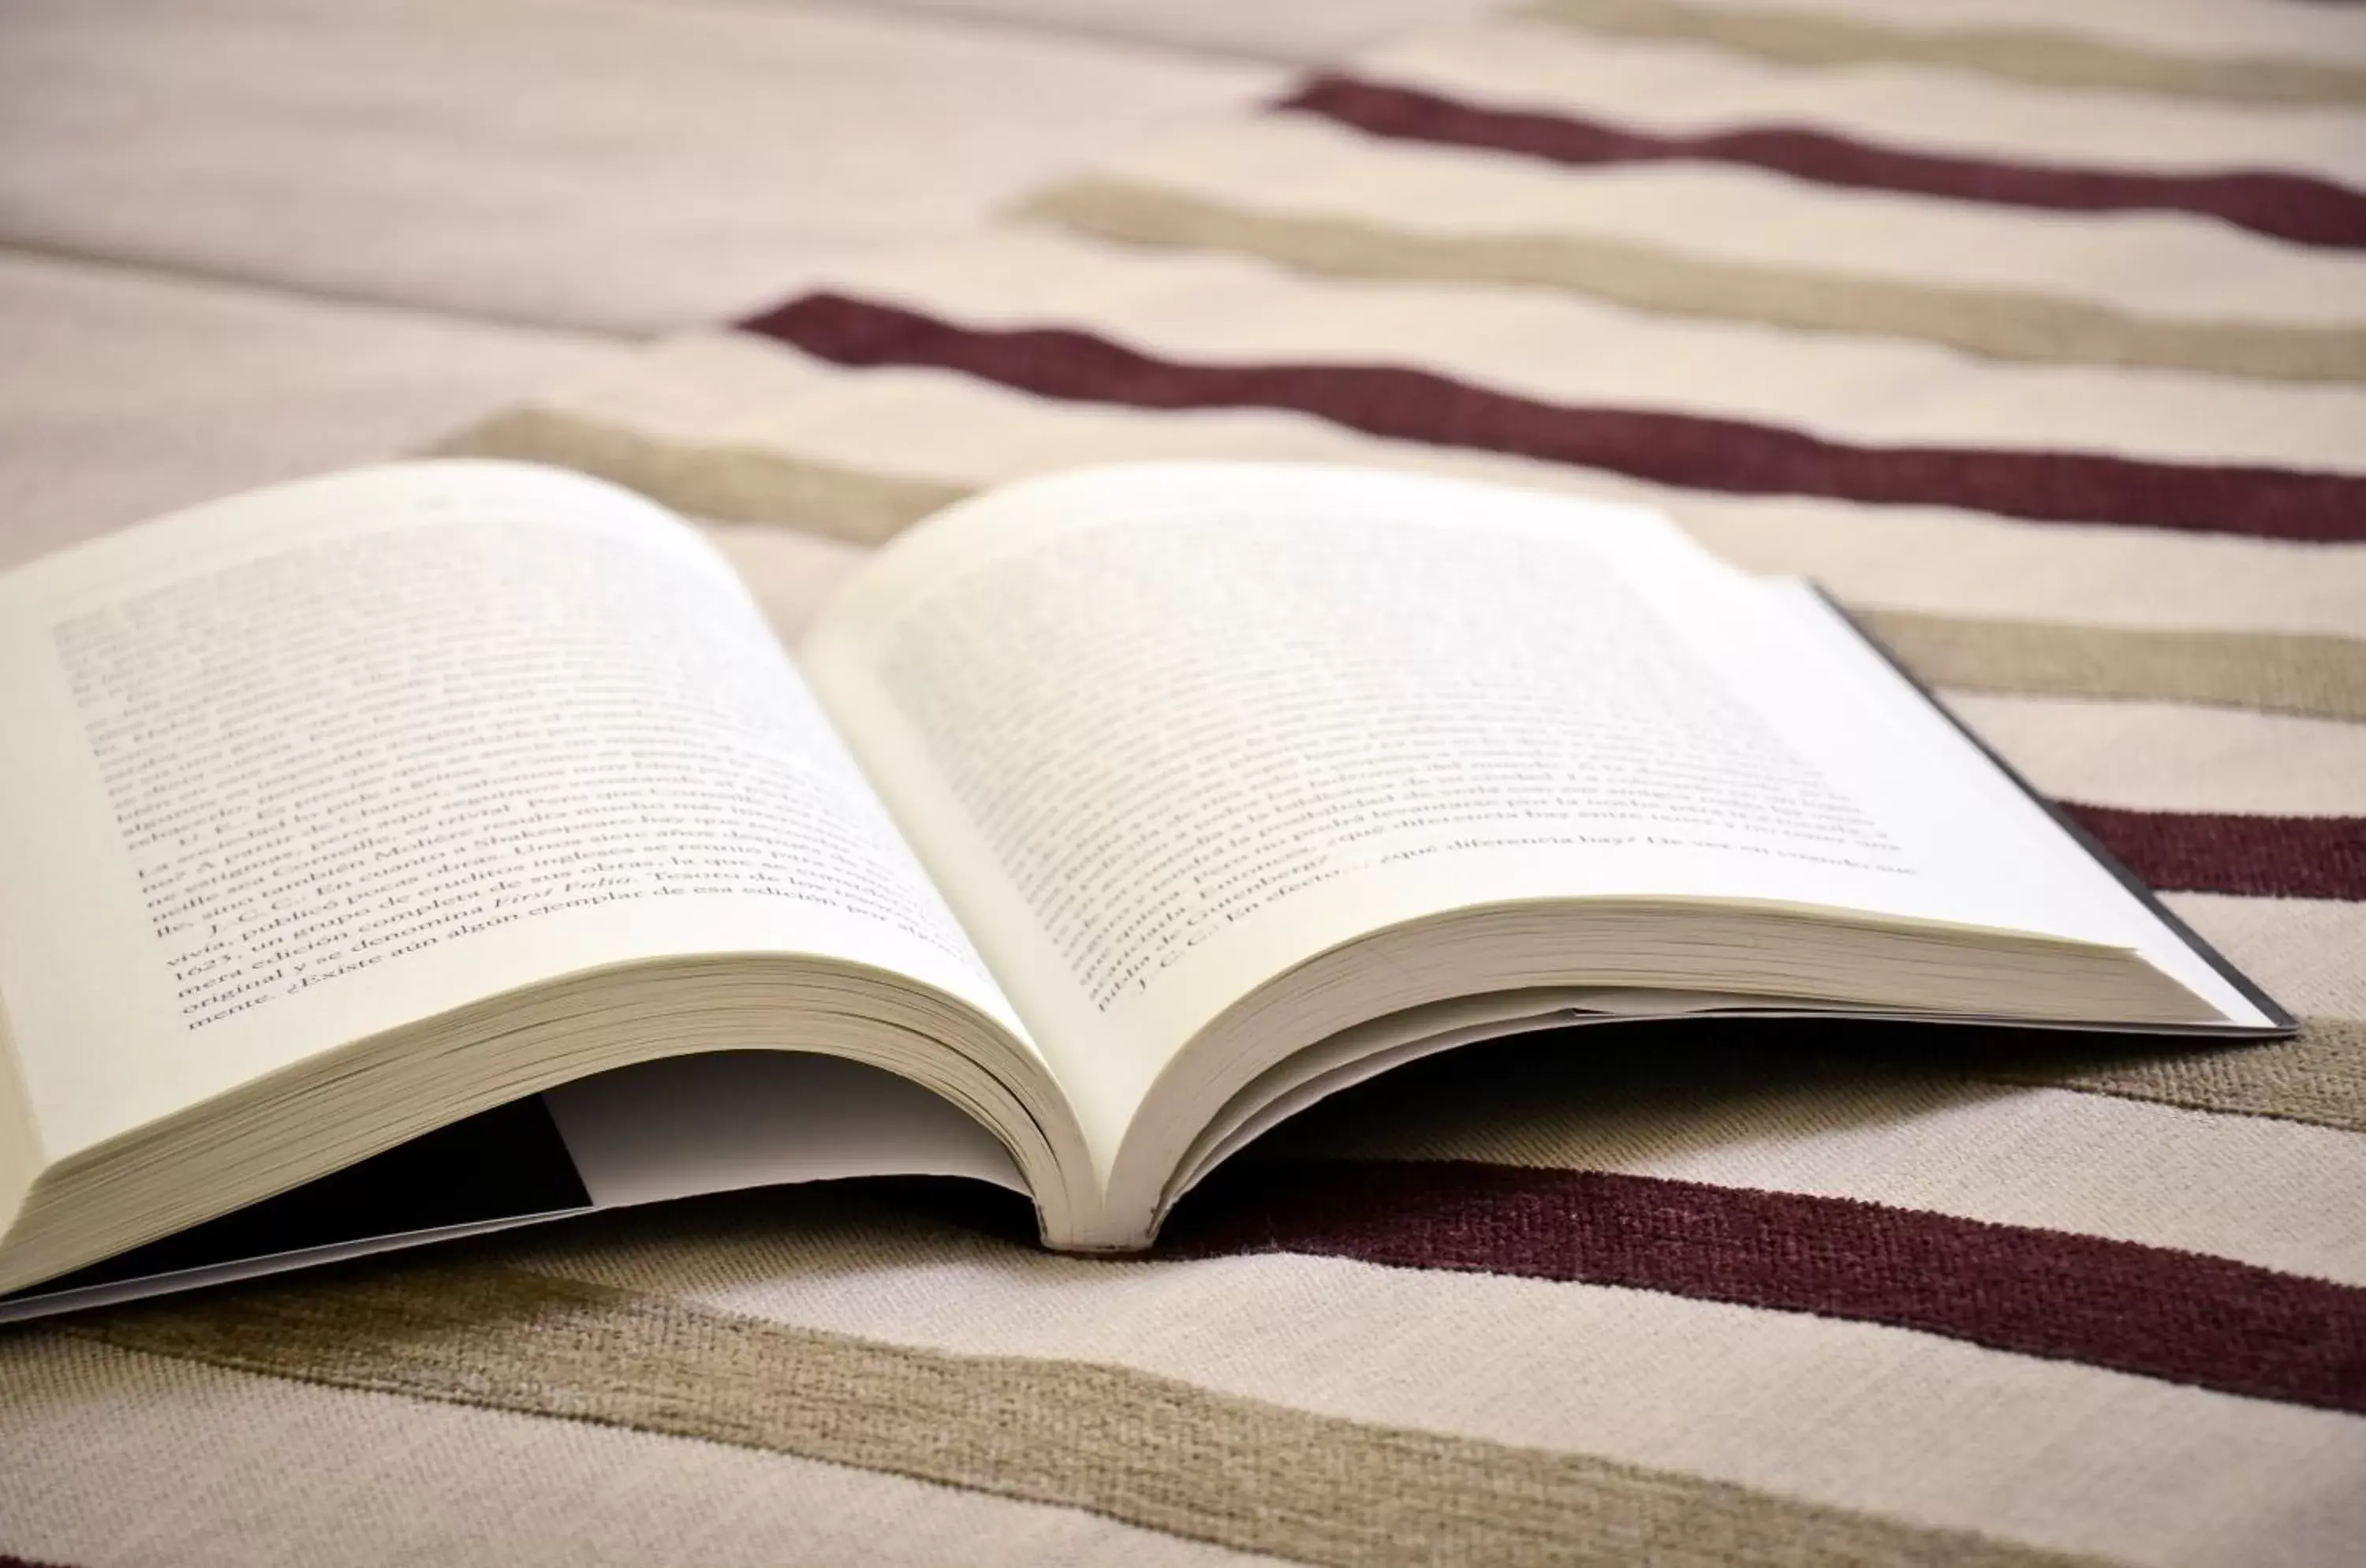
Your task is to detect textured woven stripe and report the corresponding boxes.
[1524,0,2366,107]
[2059,805,2366,899]
[739,293,2366,540]
[1976,1017,2366,1135]
[503,1194,2366,1565]
[1169,1162,2366,1413]
[2166,894,2366,1021]
[1283,75,2366,252]
[65,1264,2104,1568]
[1278,1028,2366,1280]
[1854,612,2366,720]
[0,1332,1263,1568]
[1940,697,2366,816]
[437,405,970,540]
[1362,22,2366,197]
[1021,179,2366,383]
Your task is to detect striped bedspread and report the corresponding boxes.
[9,1,2363,1563]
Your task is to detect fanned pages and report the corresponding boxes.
[0,458,2286,1313]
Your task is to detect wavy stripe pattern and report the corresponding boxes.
[1022,178,2366,383]
[1169,1161,2366,1414]
[67,2,2365,1562]
[1283,74,2366,252]
[1524,0,2366,108]
[65,1264,2102,1568]
[1083,114,2366,334]
[809,227,2366,475]
[740,293,2366,540]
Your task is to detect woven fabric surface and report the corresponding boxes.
[6,0,2364,1563]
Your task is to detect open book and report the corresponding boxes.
[0,460,2289,1319]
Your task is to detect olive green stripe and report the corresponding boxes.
[1017,180,2366,384]
[1858,610,2366,722]
[1524,0,2366,109]
[70,1264,2110,1568]
[1969,1017,2366,1134]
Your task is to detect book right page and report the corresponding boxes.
[800,463,2248,1189]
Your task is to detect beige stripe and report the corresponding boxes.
[1771,0,2366,68]
[1021,180,2366,384]
[499,1201,2366,1568]
[827,229,2366,472]
[0,1334,1265,1568]
[1362,23,2366,190]
[69,1263,2098,1568]
[436,405,968,537]
[1088,116,2366,332]
[1979,1017,2366,1136]
[2163,893,2366,1021]
[1942,694,2366,814]
[1527,0,2366,108]
[1857,611,2366,722]
[1277,1036,2366,1279]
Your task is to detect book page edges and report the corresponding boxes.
[1795,584,2289,1033]
[0,987,45,1249]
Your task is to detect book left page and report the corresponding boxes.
[0,461,1035,1187]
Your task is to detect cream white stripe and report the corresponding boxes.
[0,1334,1267,1568]
[507,332,2366,638]
[1288,1062,2366,1284]
[1523,0,2366,106]
[2163,894,2366,1020]
[1946,694,2366,814]
[508,1207,2366,1568]
[828,229,2366,472]
[1088,115,2366,330]
[1358,23,2366,186]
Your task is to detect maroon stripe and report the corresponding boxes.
[741,292,2366,542]
[1283,75,2366,253]
[2062,803,2366,900]
[1165,1160,2366,1413]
